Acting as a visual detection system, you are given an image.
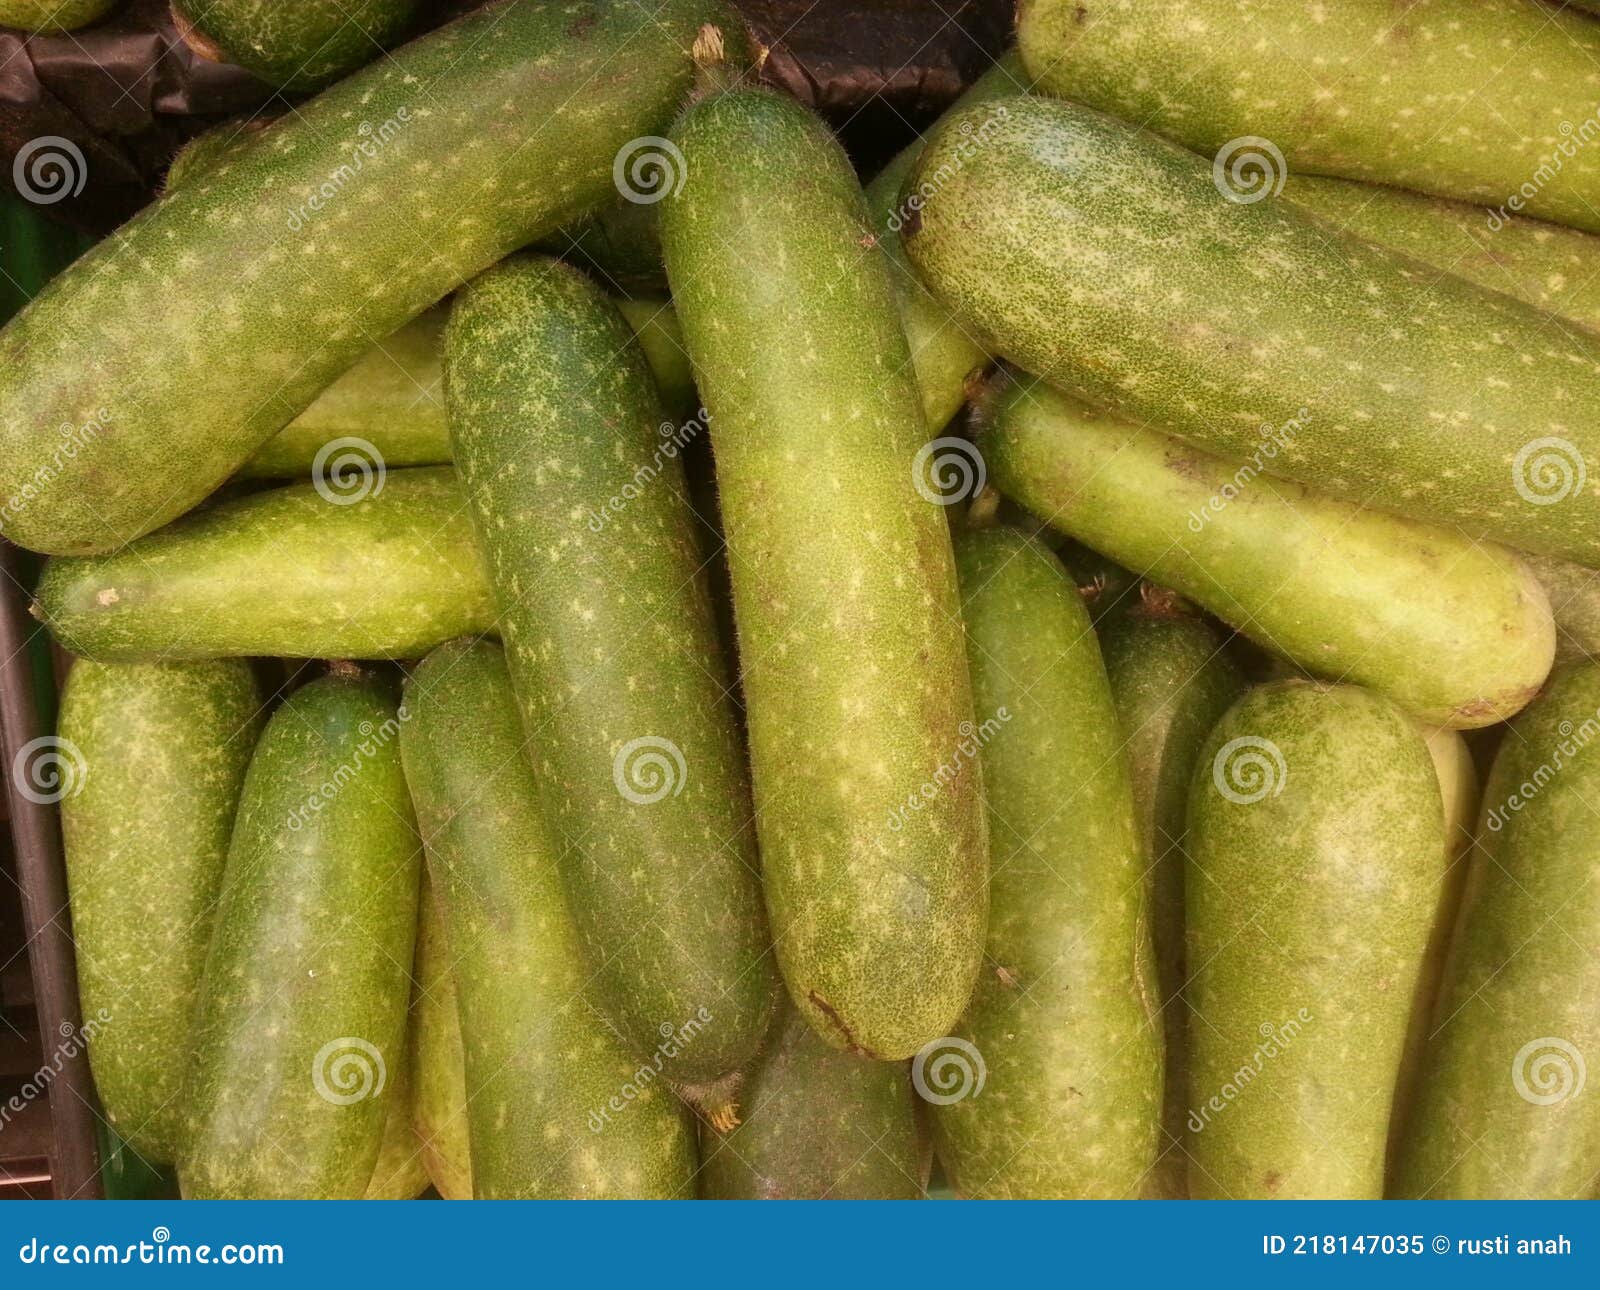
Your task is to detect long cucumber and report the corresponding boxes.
[174,0,421,90]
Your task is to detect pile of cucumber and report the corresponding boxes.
[8,0,1600,1200]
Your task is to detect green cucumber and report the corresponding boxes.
[410,872,471,1201]
[34,466,493,661]
[1100,587,1244,1198]
[0,0,743,556]
[363,1038,428,1200]
[401,639,697,1199]
[445,256,774,1094]
[903,94,1600,564]
[1017,0,1600,234]
[1186,681,1444,1199]
[698,1002,923,1199]
[58,659,263,1165]
[661,79,988,1061]
[979,374,1554,727]
[1394,664,1600,1199]
[180,669,420,1199]
[174,0,420,91]
[928,525,1160,1198]
[0,0,113,31]
[1522,552,1600,663]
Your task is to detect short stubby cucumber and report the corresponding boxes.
[902,95,1600,564]
[1522,553,1600,664]
[410,873,471,1200]
[1394,664,1600,1199]
[979,374,1554,728]
[58,659,263,1164]
[1186,682,1444,1199]
[181,670,420,1199]
[174,0,421,90]
[699,1003,923,1199]
[1017,0,1600,235]
[0,0,743,555]
[445,257,775,1093]
[661,82,988,1061]
[1100,587,1243,1198]
[930,526,1161,1198]
[401,640,697,1199]
[33,467,494,661]
[0,0,113,31]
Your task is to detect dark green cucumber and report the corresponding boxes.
[181,669,420,1199]
[410,872,471,1201]
[929,525,1160,1198]
[401,639,697,1198]
[661,81,987,1061]
[699,1002,923,1199]
[1394,664,1600,1199]
[58,659,263,1165]
[1186,681,1445,1199]
[903,94,1600,563]
[0,0,112,30]
[363,1037,428,1200]
[33,467,493,661]
[1099,587,1244,1198]
[1522,552,1600,664]
[980,374,1554,727]
[174,0,420,90]
[0,0,743,556]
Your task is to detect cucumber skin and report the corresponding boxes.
[410,873,472,1200]
[1100,596,1243,1198]
[175,0,420,91]
[699,1003,923,1199]
[0,0,113,31]
[1394,665,1600,1199]
[34,467,494,661]
[933,527,1161,1199]
[1186,682,1444,1199]
[903,95,1600,564]
[661,87,988,1061]
[363,1038,428,1200]
[980,374,1554,728]
[58,660,263,1165]
[400,640,697,1199]
[444,257,775,1088]
[0,0,741,556]
[180,671,420,1200]
[1522,552,1600,664]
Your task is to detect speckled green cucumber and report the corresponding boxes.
[445,257,773,1092]
[174,0,420,90]
[1394,664,1600,1199]
[661,84,987,1061]
[1100,587,1244,1198]
[1522,552,1600,664]
[409,872,471,1200]
[903,95,1600,563]
[1186,681,1444,1199]
[979,375,1554,727]
[181,670,420,1200]
[0,0,113,31]
[0,0,743,556]
[928,525,1159,1198]
[401,640,696,1199]
[699,1002,923,1199]
[58,659,263,1165]
[363,1036,428,1200]
[1018,0,1600,234]
[33,467,493,661]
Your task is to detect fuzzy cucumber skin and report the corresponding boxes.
[58,659,262,1165]
[661,87,988,1061]
[1186,682,1444,1199]
[931,526,1160,1198]
[1394,665,1600,1199]
[0,0,113,31]
[1099,591,1243,1199]
[904,95,1600,564]
[175,0,419,91]
[445,257,774,1089]
[980,374,1554,728]
[409,872,471,1200]
[180,671,420,1200]
[699,1003,923,1199]
[0,0,742,556]
[401,640,697,1199]
[1522,552,1600,664]
[34,467,493,661]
